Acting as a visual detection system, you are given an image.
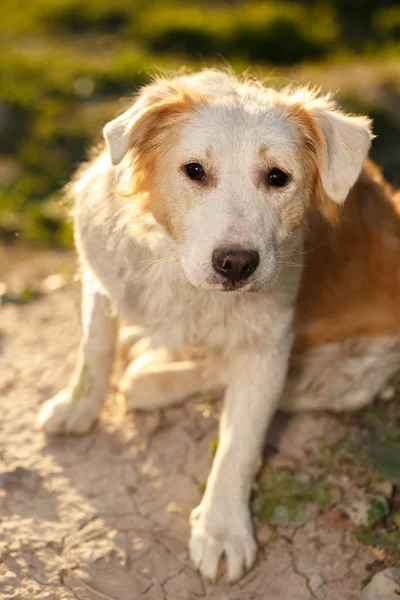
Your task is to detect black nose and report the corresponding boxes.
[212,248,260,283]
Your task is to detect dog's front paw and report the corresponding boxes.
[189,501,258,583]
[37,388,100,435]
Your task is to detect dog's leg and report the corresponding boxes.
[280,335,400,412]
[120,348,222,411]
[189,339,291,582]
[119,325,144,364]
[37,272,117,434]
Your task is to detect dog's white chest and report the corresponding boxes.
[119,273,255,349]
[114,249,291,351]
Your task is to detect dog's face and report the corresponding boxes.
[153,101,308,292]
[104,71,372,292]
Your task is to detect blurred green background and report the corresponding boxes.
[0,0,399,248]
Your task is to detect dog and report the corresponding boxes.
[37,69,400,583]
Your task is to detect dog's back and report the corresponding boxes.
[295,159,400,353]
[280,160,400,412]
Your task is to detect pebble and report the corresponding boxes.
[166,501,183,515]
[378,386,396,401]
[309,574,325,591]
[257,524,272,547]
[39,274,67,294]
[363,567,400,600]
[4,570,17,580]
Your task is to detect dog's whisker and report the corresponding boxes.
[133,256,179,284]
[278,262,304,268]
[285,239,330,257]
[139,256,178,269]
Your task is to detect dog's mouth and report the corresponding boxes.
[197,277,255,292]
[180,262,261,292]
[220,280,253,292]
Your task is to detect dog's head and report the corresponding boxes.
[103,70,372,292]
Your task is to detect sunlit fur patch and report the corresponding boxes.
[283,101,340,226]
[128,88,208,239]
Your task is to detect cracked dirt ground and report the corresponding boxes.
[0,254,374,600]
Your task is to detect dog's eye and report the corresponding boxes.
[267,168,289,187]
[184,163,205,181]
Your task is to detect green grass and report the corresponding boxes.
[252,468,337,527]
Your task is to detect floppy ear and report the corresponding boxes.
[103,80,205,166]
[103,90,165,166]
[311,107,373,204]
[103,102,143,166]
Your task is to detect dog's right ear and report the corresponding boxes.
[103,102,143,166]
[103,80,205,166]
[103,90,167,166]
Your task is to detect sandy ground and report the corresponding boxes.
[0,253,374,600]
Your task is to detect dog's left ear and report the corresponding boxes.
[311,106,373,204]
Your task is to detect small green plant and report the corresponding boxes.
[209,439,219,459]
[252,468,337,527]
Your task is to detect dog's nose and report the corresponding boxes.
[212,248,259,283]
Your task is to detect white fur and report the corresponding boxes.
[314,109,372,203]
[281,335,400,412]
[37,71,379,583]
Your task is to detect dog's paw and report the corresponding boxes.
[37,388,99,435]
[189,502,258,583]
